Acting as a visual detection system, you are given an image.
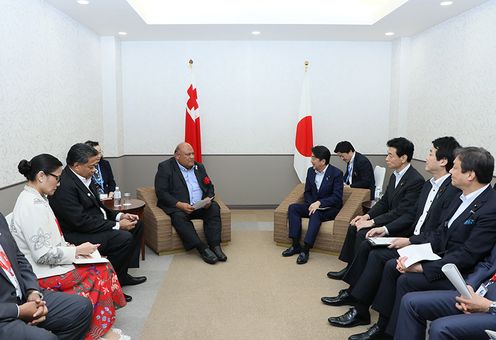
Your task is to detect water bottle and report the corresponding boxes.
[114,187,121,207]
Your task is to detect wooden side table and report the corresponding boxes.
[103,198,146,260]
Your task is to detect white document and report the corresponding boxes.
[441,263,472,299]
[397,243,441,268]
[485,330,496,339]
[73,249,109,264]
[367,237,397,246]
[192,196,214,210]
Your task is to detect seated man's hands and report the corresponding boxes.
[308,201,321,215]
[366,227,386,238]
[355,219,374,230]
[455,286,492,314]
[19,291,48,324]
[176,201,195,214]
[119,219,137,231]
[396,256,423,274]
[350,214,369,226]
[388,237,411,249]
[121,213,139,222]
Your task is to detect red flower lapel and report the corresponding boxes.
[203,176,211,185]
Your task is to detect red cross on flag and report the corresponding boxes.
[294,63,313,183]
[185,60,202,162]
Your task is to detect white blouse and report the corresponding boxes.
[10,185,75,278]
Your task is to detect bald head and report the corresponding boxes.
[174,142,195,169]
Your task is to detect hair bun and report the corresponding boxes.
[17,159,31,176]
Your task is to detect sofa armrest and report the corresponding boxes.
[274,183,305,243]
[332,187,370,239]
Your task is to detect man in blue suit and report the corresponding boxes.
[282,145,343,264]
[396,245,496,339]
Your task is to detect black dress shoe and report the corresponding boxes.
[321,289,357,306]
[124,293,132,302]
[121,274,147,286]
[200,248,218,264]
[211,245,227,261]
[327,266,349,280]
[282,245,301,257]
[296,252,309,264]
[328,307,371,328]
[348,324,389,340]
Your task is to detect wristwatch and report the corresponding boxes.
[29,290,44,300]
[488,301,496,314]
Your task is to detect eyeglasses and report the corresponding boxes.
[46,173,61,182]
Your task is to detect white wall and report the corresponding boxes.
[121,41,392,155]
[392,0,496,156]
[0,0,103,188]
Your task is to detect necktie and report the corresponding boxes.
[346,163,352,184]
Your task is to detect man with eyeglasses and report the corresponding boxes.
[49,143,146,302]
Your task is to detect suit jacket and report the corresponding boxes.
[97,159,116,194]
[0,213,40,322]
[49,166,119,234]
[345,152,375,198]
[367,165,424,227]
[155,157,215,215]
[388,177,460,237]
[466,245,496,300]
[303,165,343,209]
[422,186,496,282]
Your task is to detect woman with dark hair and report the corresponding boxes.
[11,154,128,340]
[85,141,116,199]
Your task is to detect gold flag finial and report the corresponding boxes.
[304,60,309,72]
[188,59,193,68]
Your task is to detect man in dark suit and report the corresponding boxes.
[325,137,461,330]
[328,137,424,280]
[282,145,343,264]
[396,245,496,340]
[85,140,116,198]
[334,141,375,199]
[350,146,496,340]
[49,143,146,301]
[155,142,226,265]
[0,213,93,339]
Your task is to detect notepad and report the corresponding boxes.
[367,237,397,246]
[397,243,441,268]
[73,249,109,264]
[192,196,214,210]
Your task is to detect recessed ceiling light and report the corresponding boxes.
[385,32,395,36]
[440,1,453,6]
[77,0,90,4]
[251,31,261,36]
[118,32,128,36]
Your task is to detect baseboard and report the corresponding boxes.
[228,204,278,210]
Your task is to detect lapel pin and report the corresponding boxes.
[87,193,91,197]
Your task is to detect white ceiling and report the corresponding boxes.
[44,0,489,41]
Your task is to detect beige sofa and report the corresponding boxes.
[273,185,370,254]
[136,187,231,255]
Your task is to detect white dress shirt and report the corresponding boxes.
[447,184,490,228]
[315,165,329,191]
[393,164,411,188]
[412,174,451,235]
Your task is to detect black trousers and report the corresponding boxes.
[169,201,222,250]
[346,247,399,306]
[338,224,372,264]
[0,290,93,340]
[372,258,453,336]
[64,220,143,283]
